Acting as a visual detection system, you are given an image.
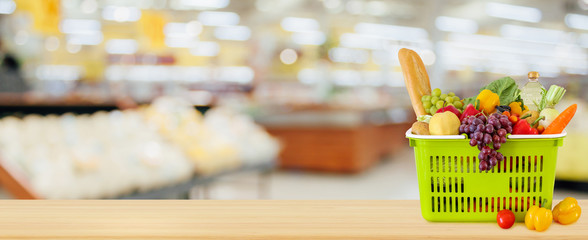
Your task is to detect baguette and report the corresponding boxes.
[398,48,432,117]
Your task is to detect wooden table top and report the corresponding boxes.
[0,200,585,239]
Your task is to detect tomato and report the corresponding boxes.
[497,209,515,229]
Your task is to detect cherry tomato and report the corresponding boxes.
[497,209,515,229]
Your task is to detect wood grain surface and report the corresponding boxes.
[0,200,585,239]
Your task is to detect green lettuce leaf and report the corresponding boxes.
[483,77,521,105]
[462,77,523,107]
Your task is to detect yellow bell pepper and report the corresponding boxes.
[476,89,500,115]
[429,111,460,135]
[525,205,553,232]
[553,197,581,225]
[508,102,528,117]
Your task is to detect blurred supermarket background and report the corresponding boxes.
[0,0,586,199]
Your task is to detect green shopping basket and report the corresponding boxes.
[406,129,566,222]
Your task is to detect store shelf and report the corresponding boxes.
[0,200,585,239]
[0,159,275,199]
[116,161,275,199]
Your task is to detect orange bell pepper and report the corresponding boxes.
[509,102,528,116]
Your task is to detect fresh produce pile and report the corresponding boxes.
[401,48,577,172]
[400,48,582,231]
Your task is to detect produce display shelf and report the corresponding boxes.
[0,159,275,199]
[115,161,275,199]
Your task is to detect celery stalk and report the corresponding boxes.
[537,85,566,112]
[545,85,566,108]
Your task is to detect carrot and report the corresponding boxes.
[542,104,577,134]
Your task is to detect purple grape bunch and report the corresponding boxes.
[459,113,513,171]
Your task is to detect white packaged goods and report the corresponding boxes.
[0,97,279,199]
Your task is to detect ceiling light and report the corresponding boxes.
[485,2,541,23]
[0,0,16,14]
[565,14,588,30]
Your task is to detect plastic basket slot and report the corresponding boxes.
[472,197,476,212]
[522,156,526,173]
[438,196,441,212]
[461,177,464,193]
[449,197,452,212]
[521,176,525,193]
[436,156,440,173]
[441,156,445,173]
[466,157,470,173]
[516,156,519,173]
[455,197,459,213]
[454,156,458,173]
[454,177,458,193]
[540,176,543,192]
[485,197,488,212]
[448,177,452,193]
[443,177,446,193]
[460,157,464,173]
[437,177,441,193]
[444,197,447,212]
[430,156,433,173]
[528,155,531,172]
[540,156,544,172]
[533,176,537,192]
[461,197,465,212]
[432,196,435,213]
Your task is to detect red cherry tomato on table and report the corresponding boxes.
[497,209,515,229]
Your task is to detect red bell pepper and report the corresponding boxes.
[512,119,538,134]
[459,104,480,121]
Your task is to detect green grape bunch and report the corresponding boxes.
[421,88,464,115]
